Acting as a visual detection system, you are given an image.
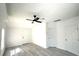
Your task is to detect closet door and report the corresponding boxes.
[64,23,77,50]
[64,20,79,54]
[46,22,57,47]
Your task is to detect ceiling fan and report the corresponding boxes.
[26,15,44,24]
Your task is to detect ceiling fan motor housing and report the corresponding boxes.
[33,15,37,18]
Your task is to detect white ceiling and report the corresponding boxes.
[6,3,79,22]
[5,3,79,28]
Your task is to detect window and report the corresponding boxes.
[1,28,5,50]
[10,48,22,56]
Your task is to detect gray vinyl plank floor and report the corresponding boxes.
[3,43,77,56]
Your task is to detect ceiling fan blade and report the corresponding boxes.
[53,19,61,22]
[35,21,42,23]
[26,19,33,21]
[33,17,39,21]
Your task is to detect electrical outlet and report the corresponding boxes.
[22,36,24,39]
[65,38,68,41]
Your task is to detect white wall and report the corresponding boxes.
[32,22,46,48]
[0,4,8,23]
[46,22,57,47]
[57,16,79,55]
[0,25,2,56]
[6,27,32,47]
[0,3,8,56]
[5,14,33,48]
